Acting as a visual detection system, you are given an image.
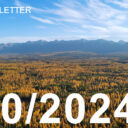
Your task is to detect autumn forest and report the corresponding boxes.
[0,57,128,128]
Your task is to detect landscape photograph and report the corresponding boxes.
[1,0,128,128]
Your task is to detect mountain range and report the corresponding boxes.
[0,39,128,54]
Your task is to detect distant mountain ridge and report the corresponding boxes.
[0,39,128,54]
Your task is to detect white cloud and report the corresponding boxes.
[82,25,108,32]
[15,0,127,27]
[15,0,54,25]
[106,0,128,8]
[15,0,44,13]
[31,16,54,24]
[53,3,84,19]
[39,0,126,26]
[12,0,128,41]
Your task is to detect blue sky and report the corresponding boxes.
[0,0,128,43]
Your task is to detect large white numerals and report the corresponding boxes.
[3,93,128,125]
[90,93,110,124]
[2,93,22,124]
[40,93,60,123]
[114,94,128,123]
[65,93,85,124]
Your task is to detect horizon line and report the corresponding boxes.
[0,38,127,44]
